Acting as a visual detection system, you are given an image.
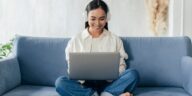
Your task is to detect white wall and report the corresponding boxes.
[170,0,192,37]
[168,0,185,36]
[0,0,151,43]
[107,0,151,37]
[183,0,192,36]
[4,0,191,43]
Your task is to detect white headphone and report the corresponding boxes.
[107,12,111,21]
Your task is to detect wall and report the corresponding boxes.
[169,0,183,36]
[0,0,151,43]
[183,0,192,36]
[170,0,192,37]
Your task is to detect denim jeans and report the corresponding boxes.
[55,69,139,96]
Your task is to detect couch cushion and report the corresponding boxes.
[134,87,190,96]
[181,56,192,95]
[122,37,192,87]
[16,36,69,86]
[2,85,59,96]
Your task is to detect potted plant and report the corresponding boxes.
[0,40,13,59]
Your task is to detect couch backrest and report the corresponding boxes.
[16,36,69,86]
[121,37,192,87]
[15,36,192,87]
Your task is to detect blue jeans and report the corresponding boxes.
[55,69,139,96]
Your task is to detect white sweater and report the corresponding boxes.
[65,28,128,82]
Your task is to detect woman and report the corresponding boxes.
[55,0,139,96]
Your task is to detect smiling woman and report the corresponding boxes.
[54,0,139,96]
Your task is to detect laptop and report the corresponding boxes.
[68,52,120,80]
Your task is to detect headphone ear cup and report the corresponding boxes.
[107,12,111,21]
[83,12,88,21]
[85,15,88,21]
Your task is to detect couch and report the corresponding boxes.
[0,36,192,96]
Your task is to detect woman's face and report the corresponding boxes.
[87,7,107,32]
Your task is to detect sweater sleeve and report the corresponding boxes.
[65,38,76,74]
[117,37,128,75]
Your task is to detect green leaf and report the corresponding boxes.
[0,39,13,59]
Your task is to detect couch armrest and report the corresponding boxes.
[181,56,192,95]
[0,56,21,95]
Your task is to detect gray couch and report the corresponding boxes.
[0,36,192,96]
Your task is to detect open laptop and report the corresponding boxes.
[68,52,120,80]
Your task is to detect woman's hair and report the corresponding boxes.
[85,0,109,30]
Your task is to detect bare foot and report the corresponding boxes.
[120,92,133,96]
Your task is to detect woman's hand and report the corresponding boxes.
[119,64,126,75]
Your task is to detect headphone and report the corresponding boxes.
[107,12,111,21]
